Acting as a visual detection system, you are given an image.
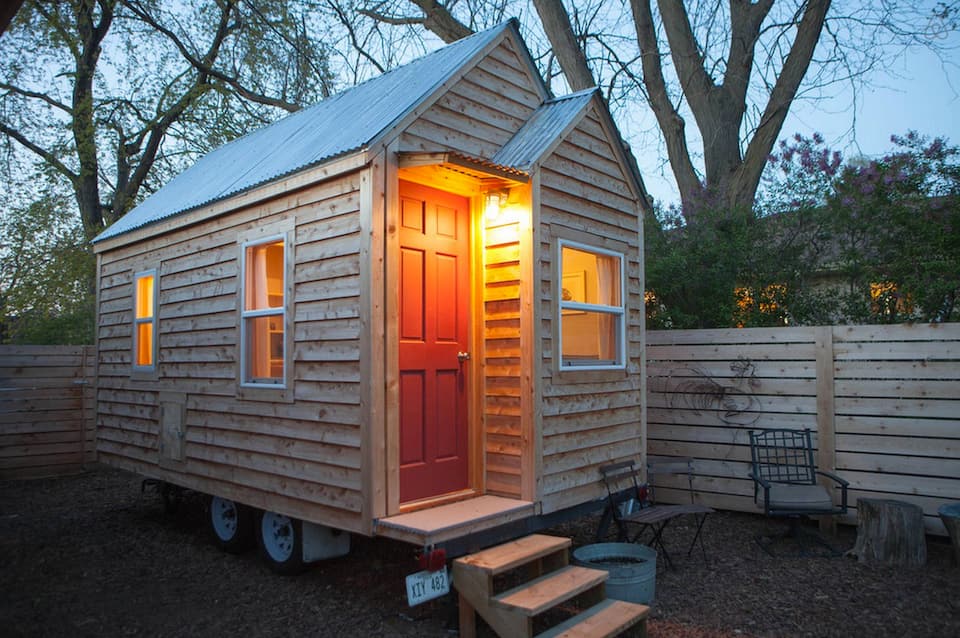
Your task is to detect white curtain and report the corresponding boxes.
[596,254,620,362]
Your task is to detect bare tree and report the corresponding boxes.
[358,0,956,215]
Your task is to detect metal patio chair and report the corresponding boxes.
[598,458,713,569]
[748,427,849,556]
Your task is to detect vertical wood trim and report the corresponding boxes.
[361,153,387,525]
[384,141,401,516]
[526,177,543,505]
[815,325,838,533]
[93,253,103,462]
[520,178,543,513]
[470,195,486,495]
[637,204,648,479]
[80,345,93,466]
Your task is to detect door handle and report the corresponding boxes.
[457,351,471,363]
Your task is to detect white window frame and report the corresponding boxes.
[239,233,288,388]
[132,269,158,374]
[556,239,626,371]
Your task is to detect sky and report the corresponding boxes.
[634,35,960,205]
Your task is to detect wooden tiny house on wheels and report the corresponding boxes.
[92,20,647,575]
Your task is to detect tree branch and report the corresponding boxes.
[357,8,424,27]
[115,3,236,219]
[0,121,79,184]
[0,81,73,115]
[32,2,81,60]
[329,0,386,74]
[123,0,302,113]
[407,0,472,43]
[735,0,832,209]
[722,0,774,114]
[656,0,716,117]
[532,0,596,91]
[630,0,700,205]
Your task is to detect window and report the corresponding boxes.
[870,281,913,320]
[557,240,625,370]
[241,237,286,385]
[133,270,157,371]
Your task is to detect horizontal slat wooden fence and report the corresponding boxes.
[0,345,96,479]
[647,323,960,535]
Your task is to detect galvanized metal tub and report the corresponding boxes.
[572,542,657,604]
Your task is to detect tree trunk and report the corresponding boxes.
[848,498,927,566]
[531,0,595,91]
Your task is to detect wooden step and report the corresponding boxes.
[492,565,607,616]
[455,533,571,576]
[535,599,650,638]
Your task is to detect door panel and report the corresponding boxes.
[399,371,425,466]
[399,180,471,503]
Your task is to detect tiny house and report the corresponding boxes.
[92,20,647,571]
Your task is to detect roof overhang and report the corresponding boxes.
[397,151,528,196]
[93,150,370,254]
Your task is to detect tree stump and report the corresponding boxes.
[938,502,960,567]
[848,498,926,566]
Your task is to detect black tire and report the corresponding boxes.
[257,510,306,575]
[208,495,255,553]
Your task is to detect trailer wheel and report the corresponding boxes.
[258,511,306,575]
[208,496,254,553]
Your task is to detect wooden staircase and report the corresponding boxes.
[452,534,649,638]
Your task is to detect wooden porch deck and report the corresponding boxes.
[373,496,535,546]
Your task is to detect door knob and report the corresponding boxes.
[457,351,471,363]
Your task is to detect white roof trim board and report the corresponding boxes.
[95,20,643,245]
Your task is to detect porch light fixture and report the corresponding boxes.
[484,189,509,222]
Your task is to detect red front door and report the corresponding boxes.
[398,181,471,503]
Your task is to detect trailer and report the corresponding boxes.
[92,19,647,577]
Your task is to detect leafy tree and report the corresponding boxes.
[644,202,758,329]
[761,131,960,325]
[1,0,335,243]
[828,133,960,322]
[0,179,93,344]
[1,0,335,342]
[647,131,959,328]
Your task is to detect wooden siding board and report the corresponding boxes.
[92,176,367,532]
[646,324,960,535]
[536,114,643,515]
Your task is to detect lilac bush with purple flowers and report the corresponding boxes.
[646,131,959,329]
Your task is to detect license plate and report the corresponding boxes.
[405,566,450,606]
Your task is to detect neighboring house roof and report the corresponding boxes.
[493,89,595,171]
[95,20,532,244]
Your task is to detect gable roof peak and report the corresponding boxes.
[94,20,527,244]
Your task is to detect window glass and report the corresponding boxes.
[242,239,285,384]
[133,271,156,369]
[558,242,625,369]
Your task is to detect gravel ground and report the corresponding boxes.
[1,466,957,637]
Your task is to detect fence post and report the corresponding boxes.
[80,345,95,468]
[815,326,838,534]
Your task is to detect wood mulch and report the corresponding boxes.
[1,466,957,637]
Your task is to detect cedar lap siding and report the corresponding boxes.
[92,20,646,540]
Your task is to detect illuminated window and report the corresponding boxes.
[241,237,286,385]
[133,270,157,370]
[870,281,912,319]
[734,284,788,327]
[558,240,625,370]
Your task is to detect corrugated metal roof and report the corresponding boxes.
[492,89,595,171]
[94,21,515,243]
